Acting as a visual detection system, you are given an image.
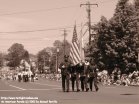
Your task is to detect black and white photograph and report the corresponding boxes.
[0,0,139,104]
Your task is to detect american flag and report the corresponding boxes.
[70,25,81,65]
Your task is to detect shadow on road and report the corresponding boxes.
[120,93,138,95]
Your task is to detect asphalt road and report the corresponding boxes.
[0,78,139,104]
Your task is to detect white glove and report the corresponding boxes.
[62,65,65,68]
[79,74,80,77]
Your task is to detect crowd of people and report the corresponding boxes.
[0,68,16,80]
[0,67,37,82]
[57,55,139,92]
[97,69,139,86]
[38,68,139,87]
[0,57,139,92]
[0,59,37,82]
[1,66,138,87]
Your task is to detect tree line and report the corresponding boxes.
[88,0,139,74]
[0,40,70,73]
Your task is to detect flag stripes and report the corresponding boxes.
[70,50,77,64]
[71,43,80,61]
[71,46,79,64]
[70,24,81,65]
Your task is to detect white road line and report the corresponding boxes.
[9,85,26,90]
[31,82,61,87]
[0,88,61,92]
[27,88,61,91]
[0,90,22,92]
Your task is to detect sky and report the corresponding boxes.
[0,0,119,55]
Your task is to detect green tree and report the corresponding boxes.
[90,0,138,73]
[49,40,71,73]
[111,0,138,73]
[37,49,50,73]
[135,0,139,69]
[0,52,4,67]
[22,50,30,63]
[92,16,115,72]
[53,40,70,63]
[6,43,28,68]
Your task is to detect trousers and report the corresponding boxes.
[61,74,70,91]
[89,77,98,91]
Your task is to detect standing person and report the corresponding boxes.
[70,63,76,91]
[59,55,71,92]
[30,65,35,82]
[112,65,119,84]
[18,71,22,82]
[29,70,34,82]
[22,71,26,82]
[88,59,99,92]
[84,60,90,92]
[31,72,35,82]
[77,60,85,91]
[76,60,84,92]
[24,70,28,82]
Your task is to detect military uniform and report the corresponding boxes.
[77,62,85,91]
[59,57,71,92]
[70,64,76,91]
[88,63,99,92]
[75,64,81,92]
[84,61,90,92]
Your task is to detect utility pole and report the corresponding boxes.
[56,48,59,73]
[137,21,139,63]
[61,29,68,57]
[80,1,98,45]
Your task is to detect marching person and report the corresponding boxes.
[59,55,71,92]
[75,60,85,92]
[88,59,99,92]
[84,59,90,92]
[77,60,85,91]
[70,63,76,91]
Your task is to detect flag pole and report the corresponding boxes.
[80,23,85,62]
[80,23,83,60]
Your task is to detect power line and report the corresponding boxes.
[0,25,81,34]
[0,0,118,16]
[80,1,98,45]
[0,5,78,16]
[98,0,118,4]
[0,0,116,34]
[0,22,98,34]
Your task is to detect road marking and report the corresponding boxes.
[27,88,61,91]
[0,88,61,92]
[30,82,61,87]
[0,90,22,92]
[9,85,26,90]
[0,80,61,91]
